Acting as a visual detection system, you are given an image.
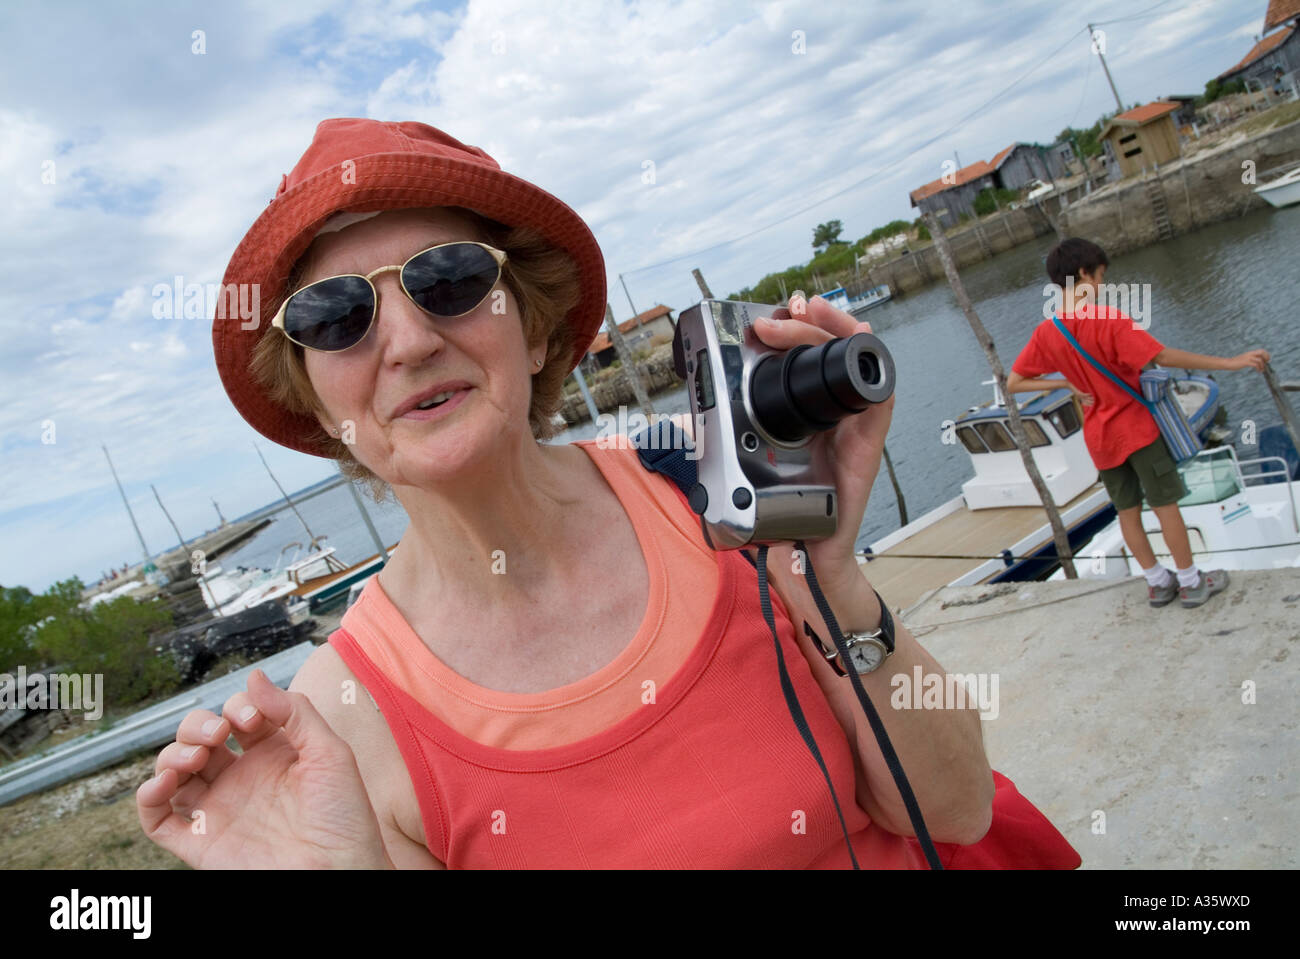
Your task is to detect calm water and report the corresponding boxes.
[218,205,1300,573]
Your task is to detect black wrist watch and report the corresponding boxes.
[802,588,895,676]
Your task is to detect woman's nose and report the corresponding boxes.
[372,272,446,363]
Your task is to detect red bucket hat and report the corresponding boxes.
[212,118,607,458]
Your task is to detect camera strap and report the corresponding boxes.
[633,423,943,869]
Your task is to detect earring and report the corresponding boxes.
[535,359,543,368]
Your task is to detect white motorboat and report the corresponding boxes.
[1063,428,1300,580]
[813,284,892,316]
[849,283,892,314]
[858,383,1119,610]
[1254,165,1300,209]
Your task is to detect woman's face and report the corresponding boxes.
[299,208,543,489]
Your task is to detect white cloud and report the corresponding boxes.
[0,0,1263,592]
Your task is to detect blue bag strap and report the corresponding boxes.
[1051,314,1152,410]
[631,420,697,493]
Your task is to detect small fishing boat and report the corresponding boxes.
[848,284,892,314]
[1254,165,1300,209]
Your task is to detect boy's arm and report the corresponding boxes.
[1154,346,1271,372]
[1006,371,1072,394]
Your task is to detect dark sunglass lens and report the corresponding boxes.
[284,276,374,350]
[403,244,499,316]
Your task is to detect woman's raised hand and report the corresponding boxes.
[136,668,393,869]
[751,292,895,594]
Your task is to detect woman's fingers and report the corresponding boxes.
[242,668,350,764]
[136,767,205,850]
[754,293,867,350]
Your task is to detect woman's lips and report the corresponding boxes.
[399,387,471,421]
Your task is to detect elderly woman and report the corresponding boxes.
[137,119,1077,869]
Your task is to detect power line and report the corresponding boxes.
[1092,0,1181,27]
[620,24,1091,276]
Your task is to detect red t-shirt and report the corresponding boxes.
[1011,305,1164,470]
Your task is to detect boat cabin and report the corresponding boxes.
[954,381,1097,509]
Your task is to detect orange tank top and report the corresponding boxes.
[327,439,928,867]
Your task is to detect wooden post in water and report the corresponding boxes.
[882,445,908,527]
[345,480,389,564]
[604,301,656,418]
[1262,363,1300,468]
[923,212,1078,578]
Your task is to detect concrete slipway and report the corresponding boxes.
[899,569,1299,869]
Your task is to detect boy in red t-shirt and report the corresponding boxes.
[1006,238,1270,608]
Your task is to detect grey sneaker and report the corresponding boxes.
[1180,569,1230,608]
[1148,576,1179,607]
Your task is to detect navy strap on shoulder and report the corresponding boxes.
[1051,314,1151,409]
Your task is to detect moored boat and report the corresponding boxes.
[1254,165,1300,209]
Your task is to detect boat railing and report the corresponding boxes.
[1238,454,1300,532]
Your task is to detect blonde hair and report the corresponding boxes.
[249,208,581,503]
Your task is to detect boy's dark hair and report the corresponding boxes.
[1045,237,1109,288]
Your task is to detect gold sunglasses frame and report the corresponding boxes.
[270,240,509,353]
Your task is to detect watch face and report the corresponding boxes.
[849,639,887,673]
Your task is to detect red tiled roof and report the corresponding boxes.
[988,144,1018,169]
[909,159,994,204]
[1098,100,1181,140]
[1218,24,1295,79]
[1265,0,1300,32]
[586,304,673,355]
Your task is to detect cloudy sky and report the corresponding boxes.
[0,0,1267,592]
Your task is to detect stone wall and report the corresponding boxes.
[1058,118,1300,255]
[559,343,683,424]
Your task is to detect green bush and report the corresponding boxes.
[5,578,181,707]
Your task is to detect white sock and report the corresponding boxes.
[1176,566,1201,589]
[1142,564,1173,588]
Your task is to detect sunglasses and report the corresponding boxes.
[271,241,508,352]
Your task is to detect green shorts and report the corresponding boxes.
[1099,437,1188,511]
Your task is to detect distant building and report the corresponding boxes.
[909,143,1070,228]
[909,159,997,229]
[1098,101,1182,180]
[586,304,675,368]
[1217,0,1300,94]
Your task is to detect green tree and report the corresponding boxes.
[12,577,181,707]
[812,220,844,250]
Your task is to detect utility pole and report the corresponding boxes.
[692,268,714,299]
[923,212,1078,578]
[604,302,656,418]
[1088,23,1124,113]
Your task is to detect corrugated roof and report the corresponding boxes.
[1218,24,1295,79]
[988,144,1019,169]
[586,304,673,355]
[1265,0,1300,33]
[909,159,994,204]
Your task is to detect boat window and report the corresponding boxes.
[974,420,1016,452]
[1021,420,1051,448]
[1046,402,1081,438]
[957,425,988,454]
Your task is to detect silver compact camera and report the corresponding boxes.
[671,298,895,550]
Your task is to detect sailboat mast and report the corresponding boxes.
[253,443,318,545]
[101,443,152,570]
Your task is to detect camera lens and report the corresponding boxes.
[749,331,894,444]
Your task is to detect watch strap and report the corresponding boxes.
[803,586,894,674]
